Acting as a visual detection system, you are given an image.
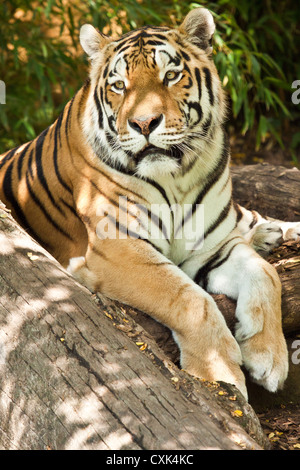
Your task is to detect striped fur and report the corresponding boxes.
[0,8,293,399]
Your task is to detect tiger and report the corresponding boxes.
[1,7,299,400]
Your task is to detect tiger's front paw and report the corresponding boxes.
[251,222,283,256]
[177,306,248,400]
[239,331,288,393]
[281,221,300,242]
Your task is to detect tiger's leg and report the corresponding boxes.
[235,203,300,256]
[185,233,288,392]
[67,238,248,399]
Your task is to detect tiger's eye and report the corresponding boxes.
[114,80,125,90]
[165,71,178,81]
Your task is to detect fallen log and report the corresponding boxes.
[231,163,300,222]
[0,162,299,450]
[0,203,267,450]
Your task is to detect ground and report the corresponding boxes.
[229,126,300,169]
[258,404,300,450]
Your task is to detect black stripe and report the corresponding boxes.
[249,210,258,230]
[194,237,241,288]
[107,116,117,134]
[65,96,75,137]
[234,202,243,223]
[180,49,191,62]
[102,63,110,79]
[79,165,170,244]
[195,67,202,101]
[181,130,230,229]
[159,50,181,66]
[188,101,202,126]
[17,142,31,180]
[77,78,91,122]
[144,178,172,207]
[25,171,74,241]
[35,127,66,215]
[94,86,104,129]
[194,131,229,207]
[53,112,73,195]
[3,161,50,248]
[199,113,212,137]
[204,198,232,239]
[131,201,170,243]
[105,214,163,253]
[203,67,214,106]
[194,251,221,288]
[145,40,166,47]
[141,237,163,253]
[60,198,81,218]
[64,96,75,158]
[27,148,34,179]
[77,151,147,201]
[183,76,193,90]
[0,145,21,169]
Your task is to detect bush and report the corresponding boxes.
[0,0,299,160]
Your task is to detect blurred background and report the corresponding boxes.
[0,0,299,166]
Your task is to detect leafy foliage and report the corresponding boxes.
[0,0,299,160]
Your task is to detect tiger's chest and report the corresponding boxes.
[92,163,236,267]
[146,175,235,264]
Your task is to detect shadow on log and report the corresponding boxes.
[0,201,267,450]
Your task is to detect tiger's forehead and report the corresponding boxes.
[108,27,184,73]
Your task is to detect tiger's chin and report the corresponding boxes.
[134,154,181,179]
[129,144,183,179]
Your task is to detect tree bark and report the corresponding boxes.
[0,203,267,451]
[231,163,300,221]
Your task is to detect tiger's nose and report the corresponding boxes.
[128,114,163,136]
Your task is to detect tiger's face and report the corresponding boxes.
[80,8,226,178]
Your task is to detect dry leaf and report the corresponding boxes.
[27,252,39,261]
[232,409,243,418]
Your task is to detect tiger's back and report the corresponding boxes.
[0,90,90,265]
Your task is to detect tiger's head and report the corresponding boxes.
[80,8,226,178]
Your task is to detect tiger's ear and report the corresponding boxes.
[179,8,215,54]
[80,24,110,59]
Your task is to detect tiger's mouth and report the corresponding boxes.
[134,144,183,163]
